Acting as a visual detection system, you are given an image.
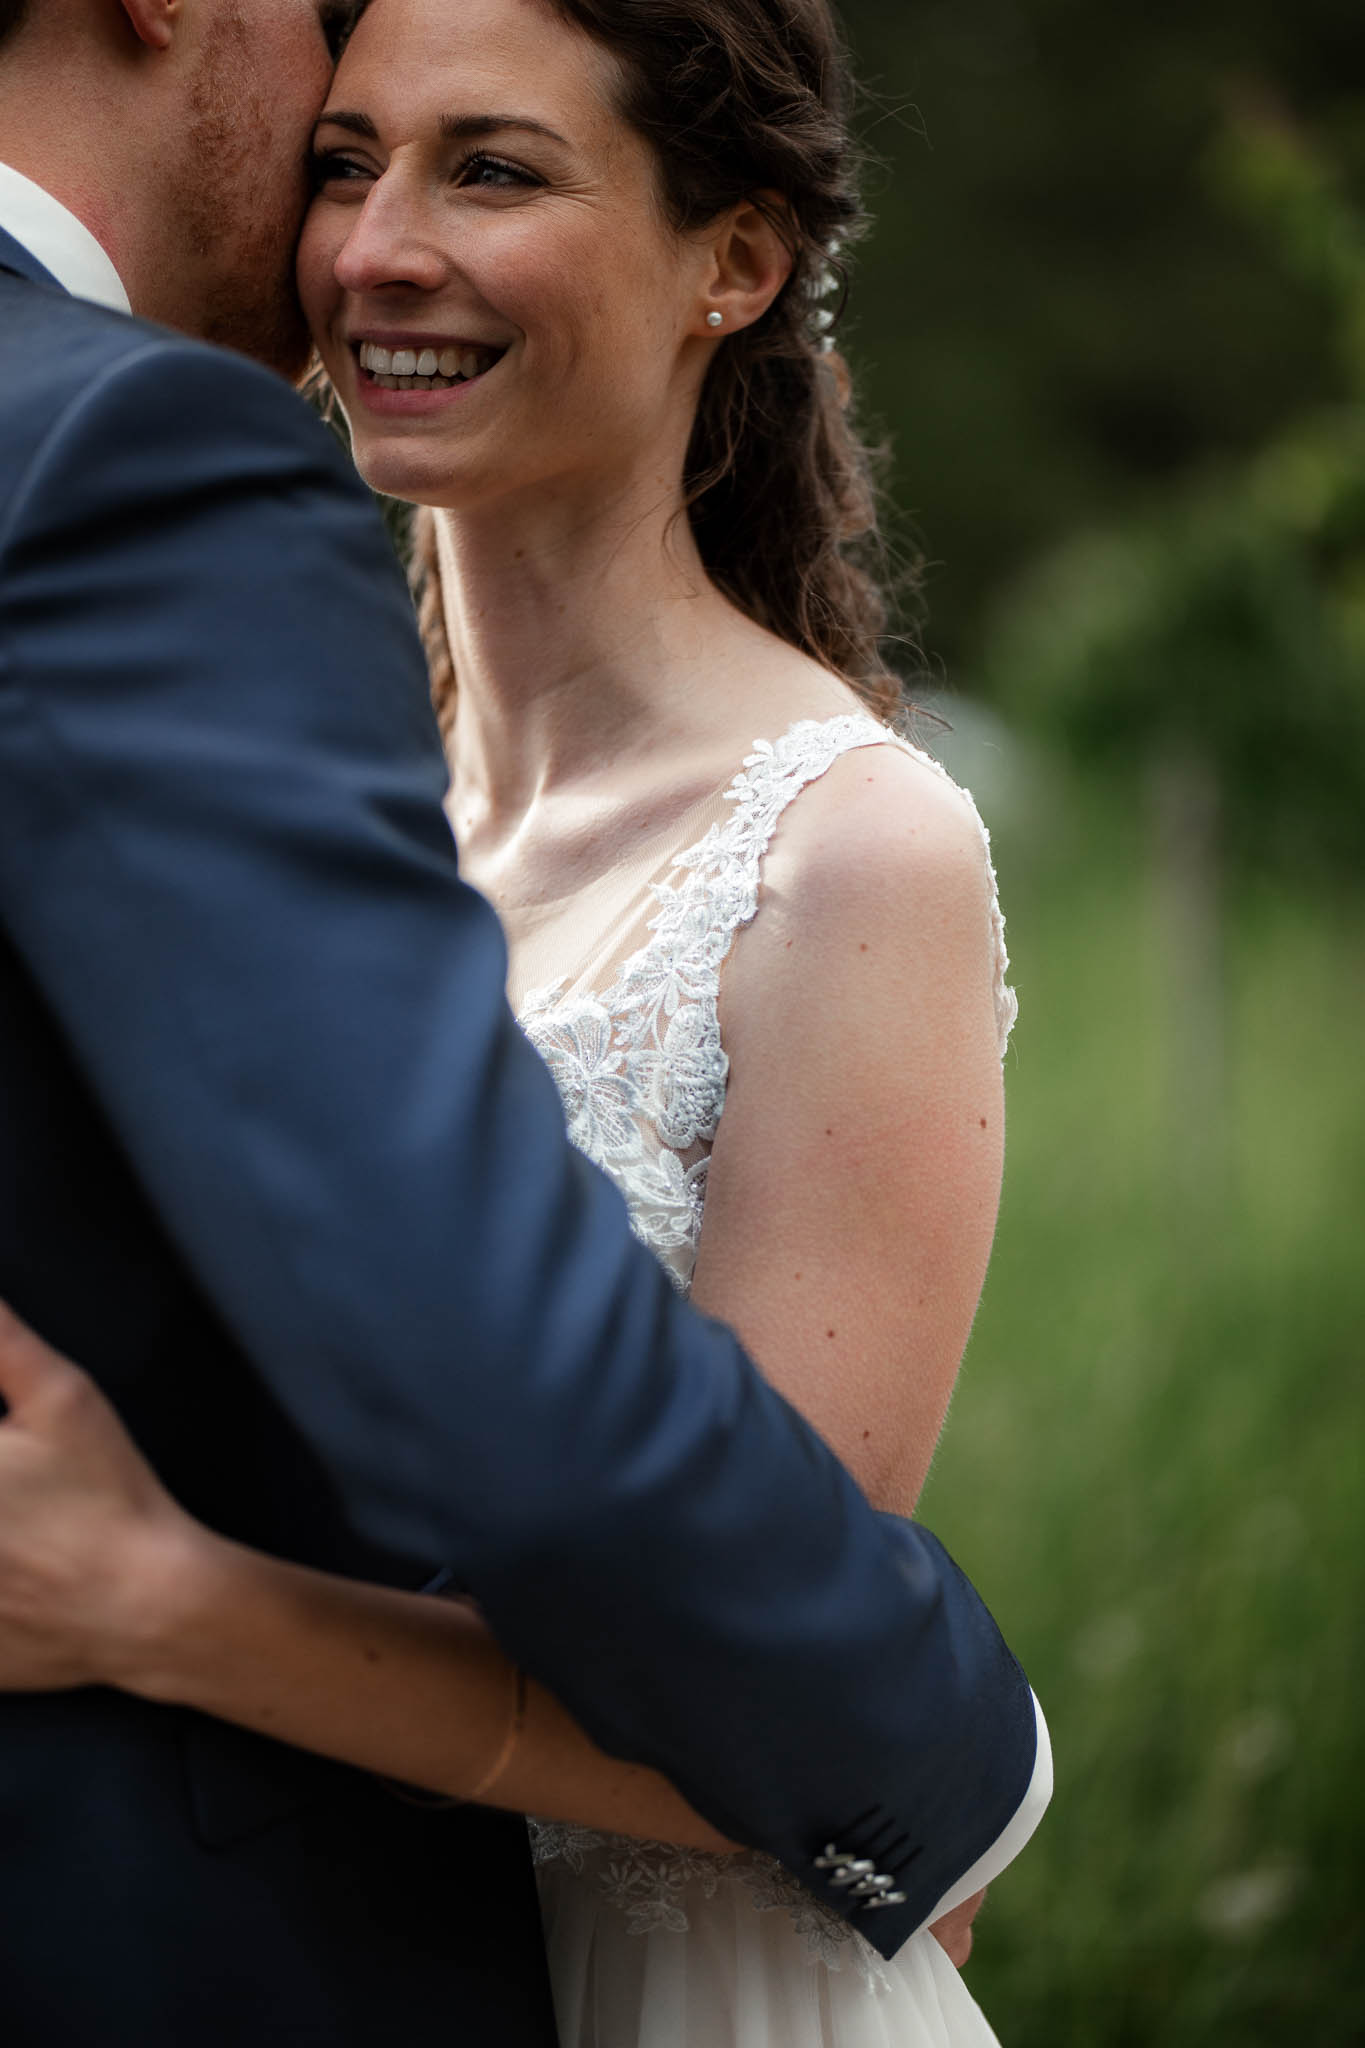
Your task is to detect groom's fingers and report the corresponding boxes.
[929,1887,988,1969]
[0,1301,82,1419]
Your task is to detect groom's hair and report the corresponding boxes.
[0,0,30,53]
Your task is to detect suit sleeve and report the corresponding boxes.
[0,336,1046,1953]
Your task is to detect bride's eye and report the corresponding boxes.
[457,152,542,192]
[310,150,374,195]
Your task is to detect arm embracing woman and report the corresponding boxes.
[0,1301,732,1851]
[0,1299,988,1965]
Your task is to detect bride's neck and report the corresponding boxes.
[434,480,743,828]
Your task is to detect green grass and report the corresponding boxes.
[918,777,1365,2044]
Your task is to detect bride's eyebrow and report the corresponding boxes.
[314,111,378,140]
[310,109,571,148]
[438,114,571,149]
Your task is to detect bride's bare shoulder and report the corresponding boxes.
[718,729,1006,1063]
[765,731,996,932]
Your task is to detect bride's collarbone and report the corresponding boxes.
[462,773,726,903]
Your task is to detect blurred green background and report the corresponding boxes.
[833,1,1364,2039]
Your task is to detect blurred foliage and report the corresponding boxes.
[834,5,1365,2040]
[972,104,1365,878]
[918,799,1365,2043]
[839,0,1365,678]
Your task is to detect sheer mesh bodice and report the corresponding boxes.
[518,715,1016,1295]
[517,716,1018,2029]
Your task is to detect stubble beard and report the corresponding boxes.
[174,7,315,379]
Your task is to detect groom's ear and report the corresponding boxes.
[118,0,181,53]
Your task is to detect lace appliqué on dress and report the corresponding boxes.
[529,1822,894,1990]
[518,987,711,1283]
[521,715,1017,1983]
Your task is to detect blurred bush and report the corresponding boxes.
[840,0,1365,676]
[976,100,1365,882]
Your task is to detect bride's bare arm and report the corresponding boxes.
[0,1304,730,1849]
[134,1530,735,1850]
[689,745,1008,1516]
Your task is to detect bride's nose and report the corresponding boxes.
[332,178,449,296]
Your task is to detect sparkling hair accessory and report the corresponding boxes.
[806,238,845,354]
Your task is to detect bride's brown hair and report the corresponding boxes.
[415,0,901,729]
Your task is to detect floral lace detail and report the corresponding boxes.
[738,1856,894,1989]
[518,988,710,1284]
[529,1823,893,1989]
[529,1821,725,1937]
[520,716,1015,1288]
[521,715,1016,1976]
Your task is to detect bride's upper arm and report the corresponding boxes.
[688,745,1008,1513]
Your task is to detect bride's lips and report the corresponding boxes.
[346,332,509,416]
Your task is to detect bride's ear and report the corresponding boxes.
[694,196,796,340]
[118,0,181,53]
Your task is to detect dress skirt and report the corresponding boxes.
[535,1831,1002,2048]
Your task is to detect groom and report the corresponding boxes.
[0,3,1046,2042]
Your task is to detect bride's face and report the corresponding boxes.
[297,0,718,510]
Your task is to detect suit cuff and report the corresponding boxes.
[913,1688,1053,1933]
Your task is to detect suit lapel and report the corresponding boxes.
[0,223,65,292]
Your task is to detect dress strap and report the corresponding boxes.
[656,714,1017,1062]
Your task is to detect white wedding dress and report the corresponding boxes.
[516,714,1029,2048]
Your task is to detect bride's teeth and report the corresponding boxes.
[363,342,505,393]
[362,339,504,386]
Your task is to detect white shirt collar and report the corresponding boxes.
[0,162,131,315]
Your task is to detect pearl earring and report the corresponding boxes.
[706,311,724,329]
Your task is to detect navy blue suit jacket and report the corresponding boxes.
[0,226,1041,2044]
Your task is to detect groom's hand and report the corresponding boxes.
[0,1303,198,1691]
[930,1887,987,1969]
